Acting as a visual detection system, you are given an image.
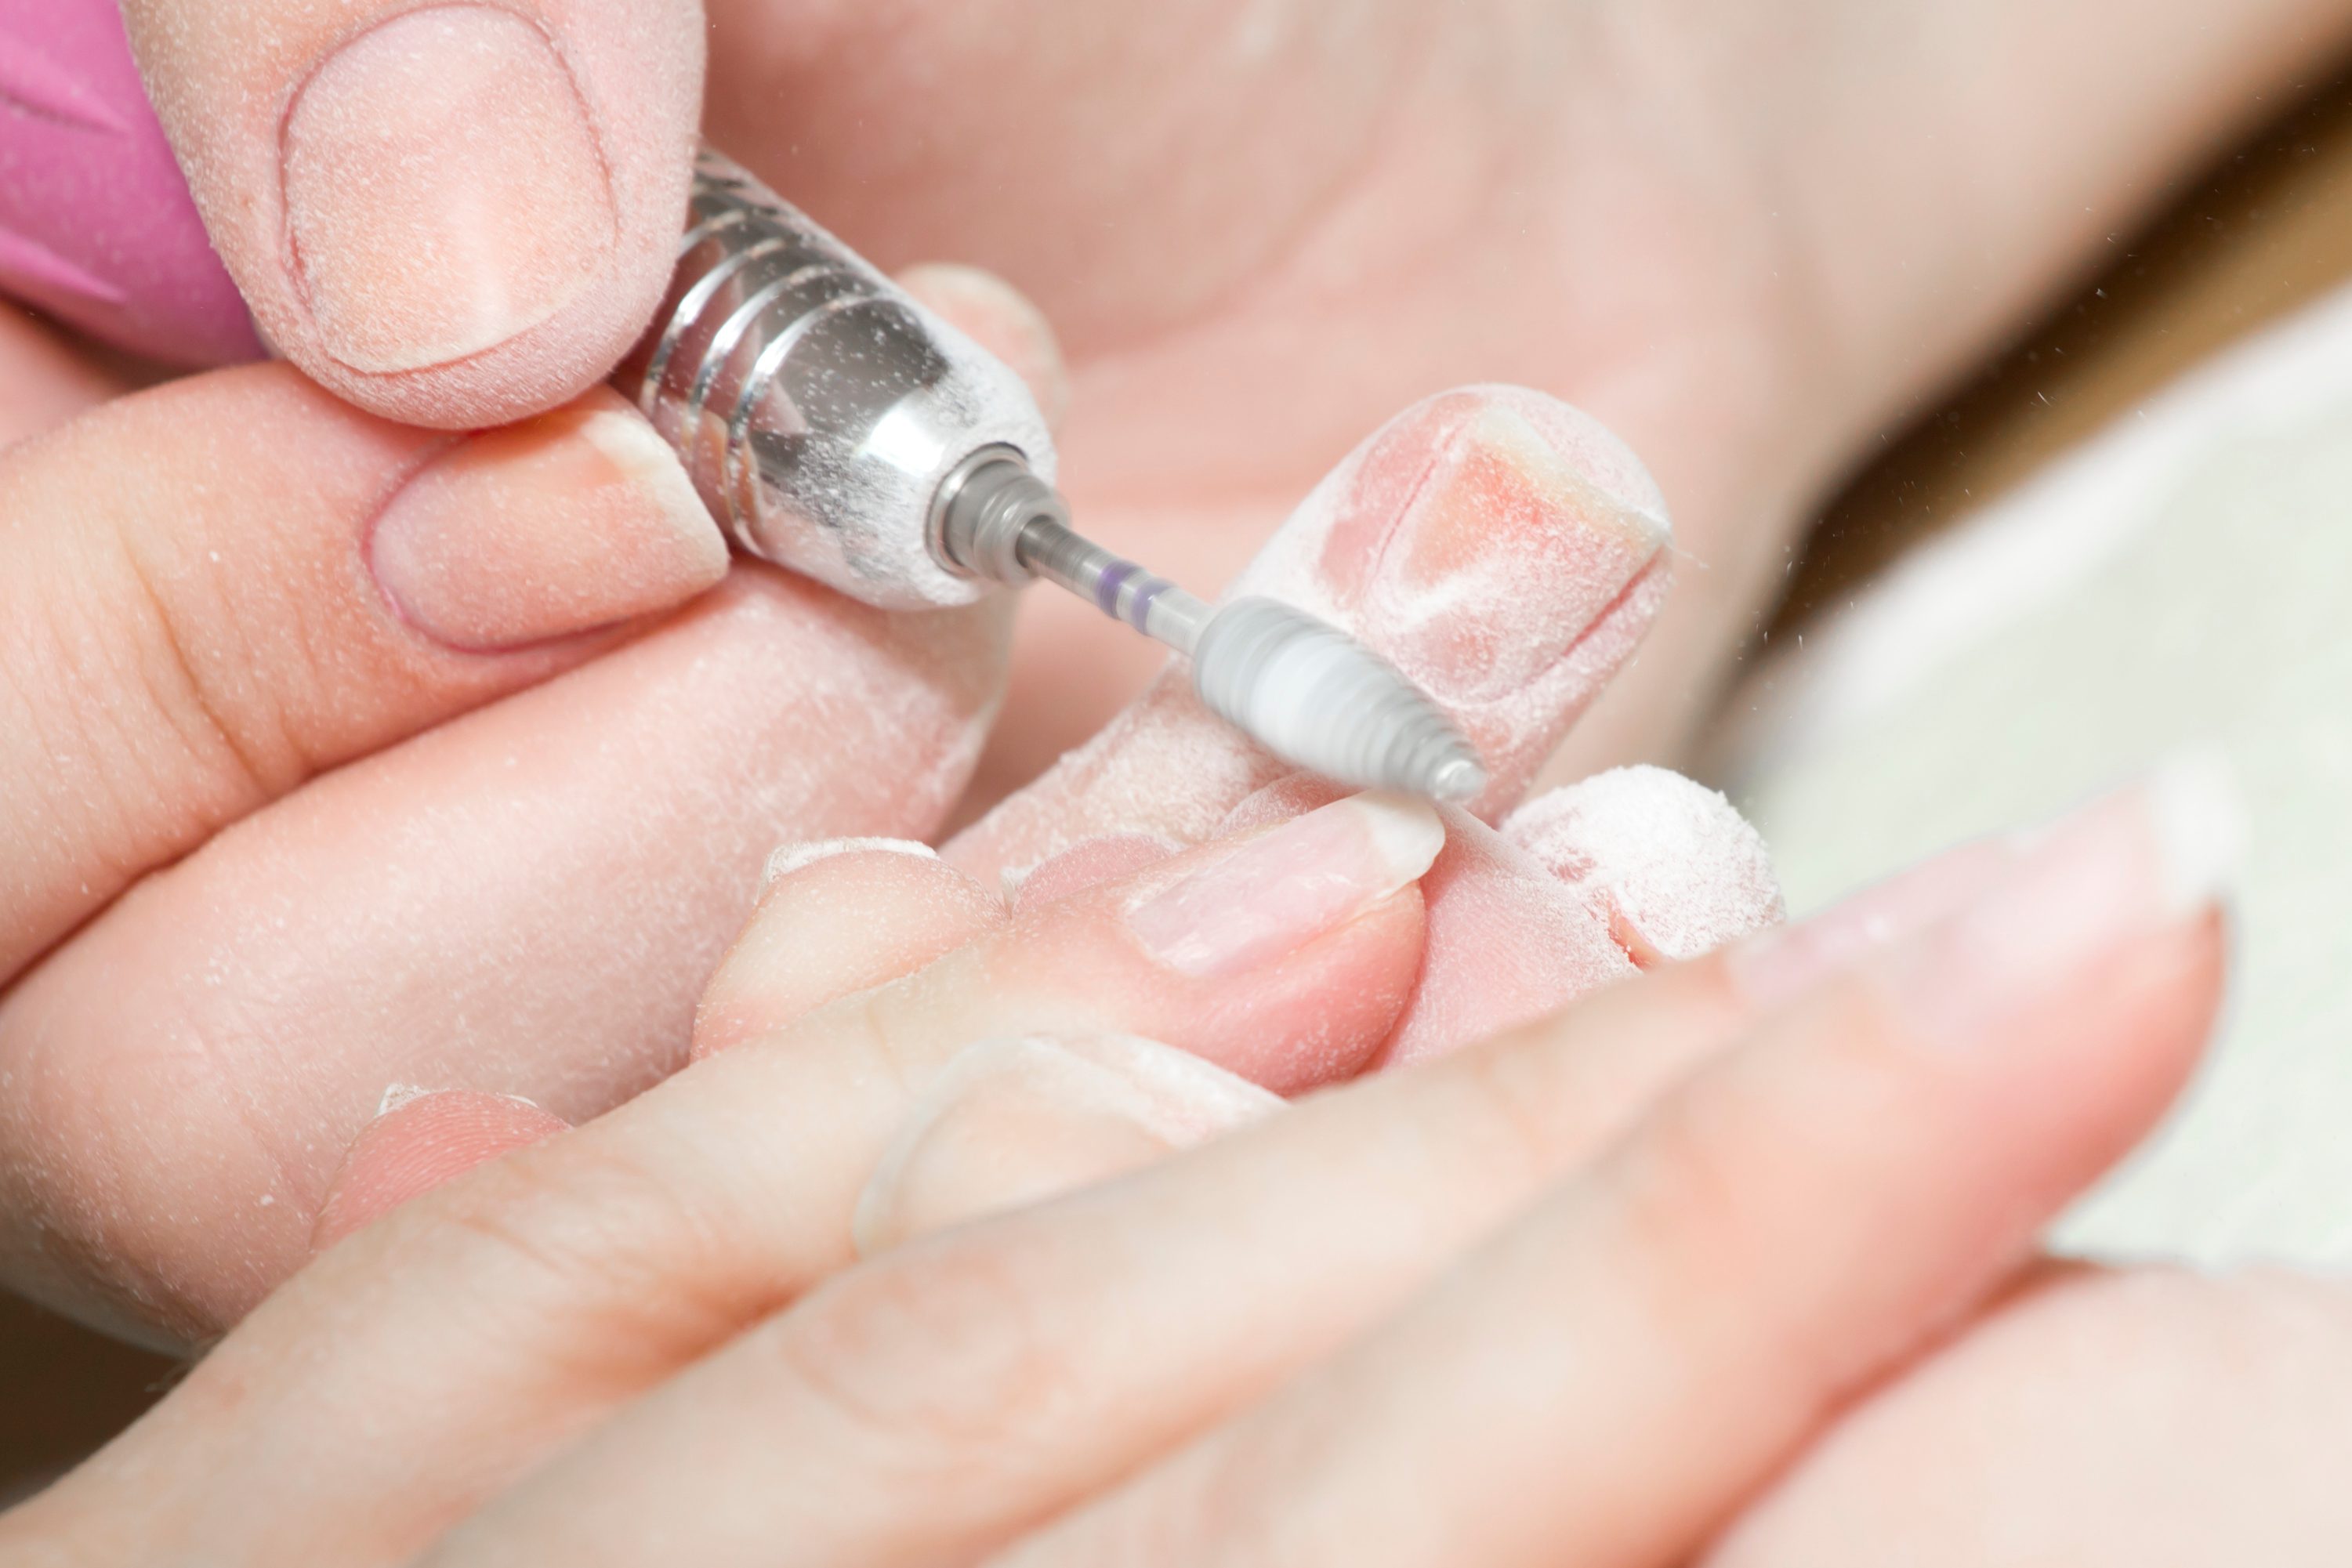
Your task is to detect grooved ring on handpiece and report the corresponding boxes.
[930,445,1053,585]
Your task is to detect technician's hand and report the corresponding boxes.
[0,766,2234,1563]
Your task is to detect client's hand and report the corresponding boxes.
[0,768,2228,1563]
[0,277,1044,1349]
[0,378,1718,1350]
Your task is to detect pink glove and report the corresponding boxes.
[0,0,259,365]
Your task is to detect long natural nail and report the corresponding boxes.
[1125,793,1446,976]
[1725,840,2016,1009]
[1731,755,2240,1016]
[1886,755,2241,1042]
[282,5,618,373]
[370,400,727,650]
[852,1034,1281,1255]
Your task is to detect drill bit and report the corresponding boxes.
[935,451,1488,802]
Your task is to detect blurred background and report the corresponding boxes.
[9,49,2352,1501]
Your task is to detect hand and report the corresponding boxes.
[0,365,1706,1350]
[1709,1263,2352,1564]
[0,273,1046,1347]
[0,765,2228,1563]
[108,0,2352,791]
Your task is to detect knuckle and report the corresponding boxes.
[109,529,310,800]
[1446,1041,1581,1190]
[1608,1077,1782,1304]
[415,1143,759,1363]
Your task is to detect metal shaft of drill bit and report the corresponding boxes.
[935,451,1490,802]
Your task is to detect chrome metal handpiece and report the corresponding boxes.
[617,150,1485,802]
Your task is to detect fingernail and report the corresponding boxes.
[1362,394,1670,705]
[371,402,727,650]
[1725,840,2015,1009]
[1125,793,1445,976]
[763,838,938,895]
[1887,755,2241,1041]
[852,1034,1280,1254]
[1730,754,2241,1016]
[283,6,617,373]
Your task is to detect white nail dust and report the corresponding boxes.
[1506,766,1786,965]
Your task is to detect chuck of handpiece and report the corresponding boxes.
[616,149,1053,610]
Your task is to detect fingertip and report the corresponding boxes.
[121,0,706,429]
[694,840,1007,1060]
[368,390,727,650]
[1506,766,1785,969]
[1004,801,1441,1092]
[1236,386,1675,805]
[312,1088,570,1254]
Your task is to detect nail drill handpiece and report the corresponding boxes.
[618,150,1487,802]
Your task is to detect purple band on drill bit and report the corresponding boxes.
[1128,577,1170,632]
[1096,561,1137,617]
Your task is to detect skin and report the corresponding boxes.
[0,778,2252,1563]
[0,374,1720,1346]
[2,0,2348,1544]
[2,0,2340,1338]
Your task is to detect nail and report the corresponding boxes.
[1361,394,1670,705]
[1125,793,1446,977]
[852,1034,1281,1254]
[282,6,618,373]
[1725,840,2016,1009]
[370,401,727,650]
[1729,754,2241,1016]
[1886,755,2241,1043]
[763,838,938,894]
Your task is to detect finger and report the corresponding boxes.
[429,771,2226,1568]
[1709,1268,2352,1566]
[117,0,703,427]
[1502,765,1785,968]
[850,1033,1280,1256]
[694,842,1009,1060]
[948,386,1672,882]
[310,1089,571,1254]
[1006,796,2230,1565]
[0,559,1005,1345]
[0,364,723,985]
[24,796,1440,1561]
[1375,765,1785,1070]
[0,306,126,449]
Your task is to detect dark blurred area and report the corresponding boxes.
[1774,67,2352,638]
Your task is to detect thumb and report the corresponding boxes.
[118,0,704,427]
